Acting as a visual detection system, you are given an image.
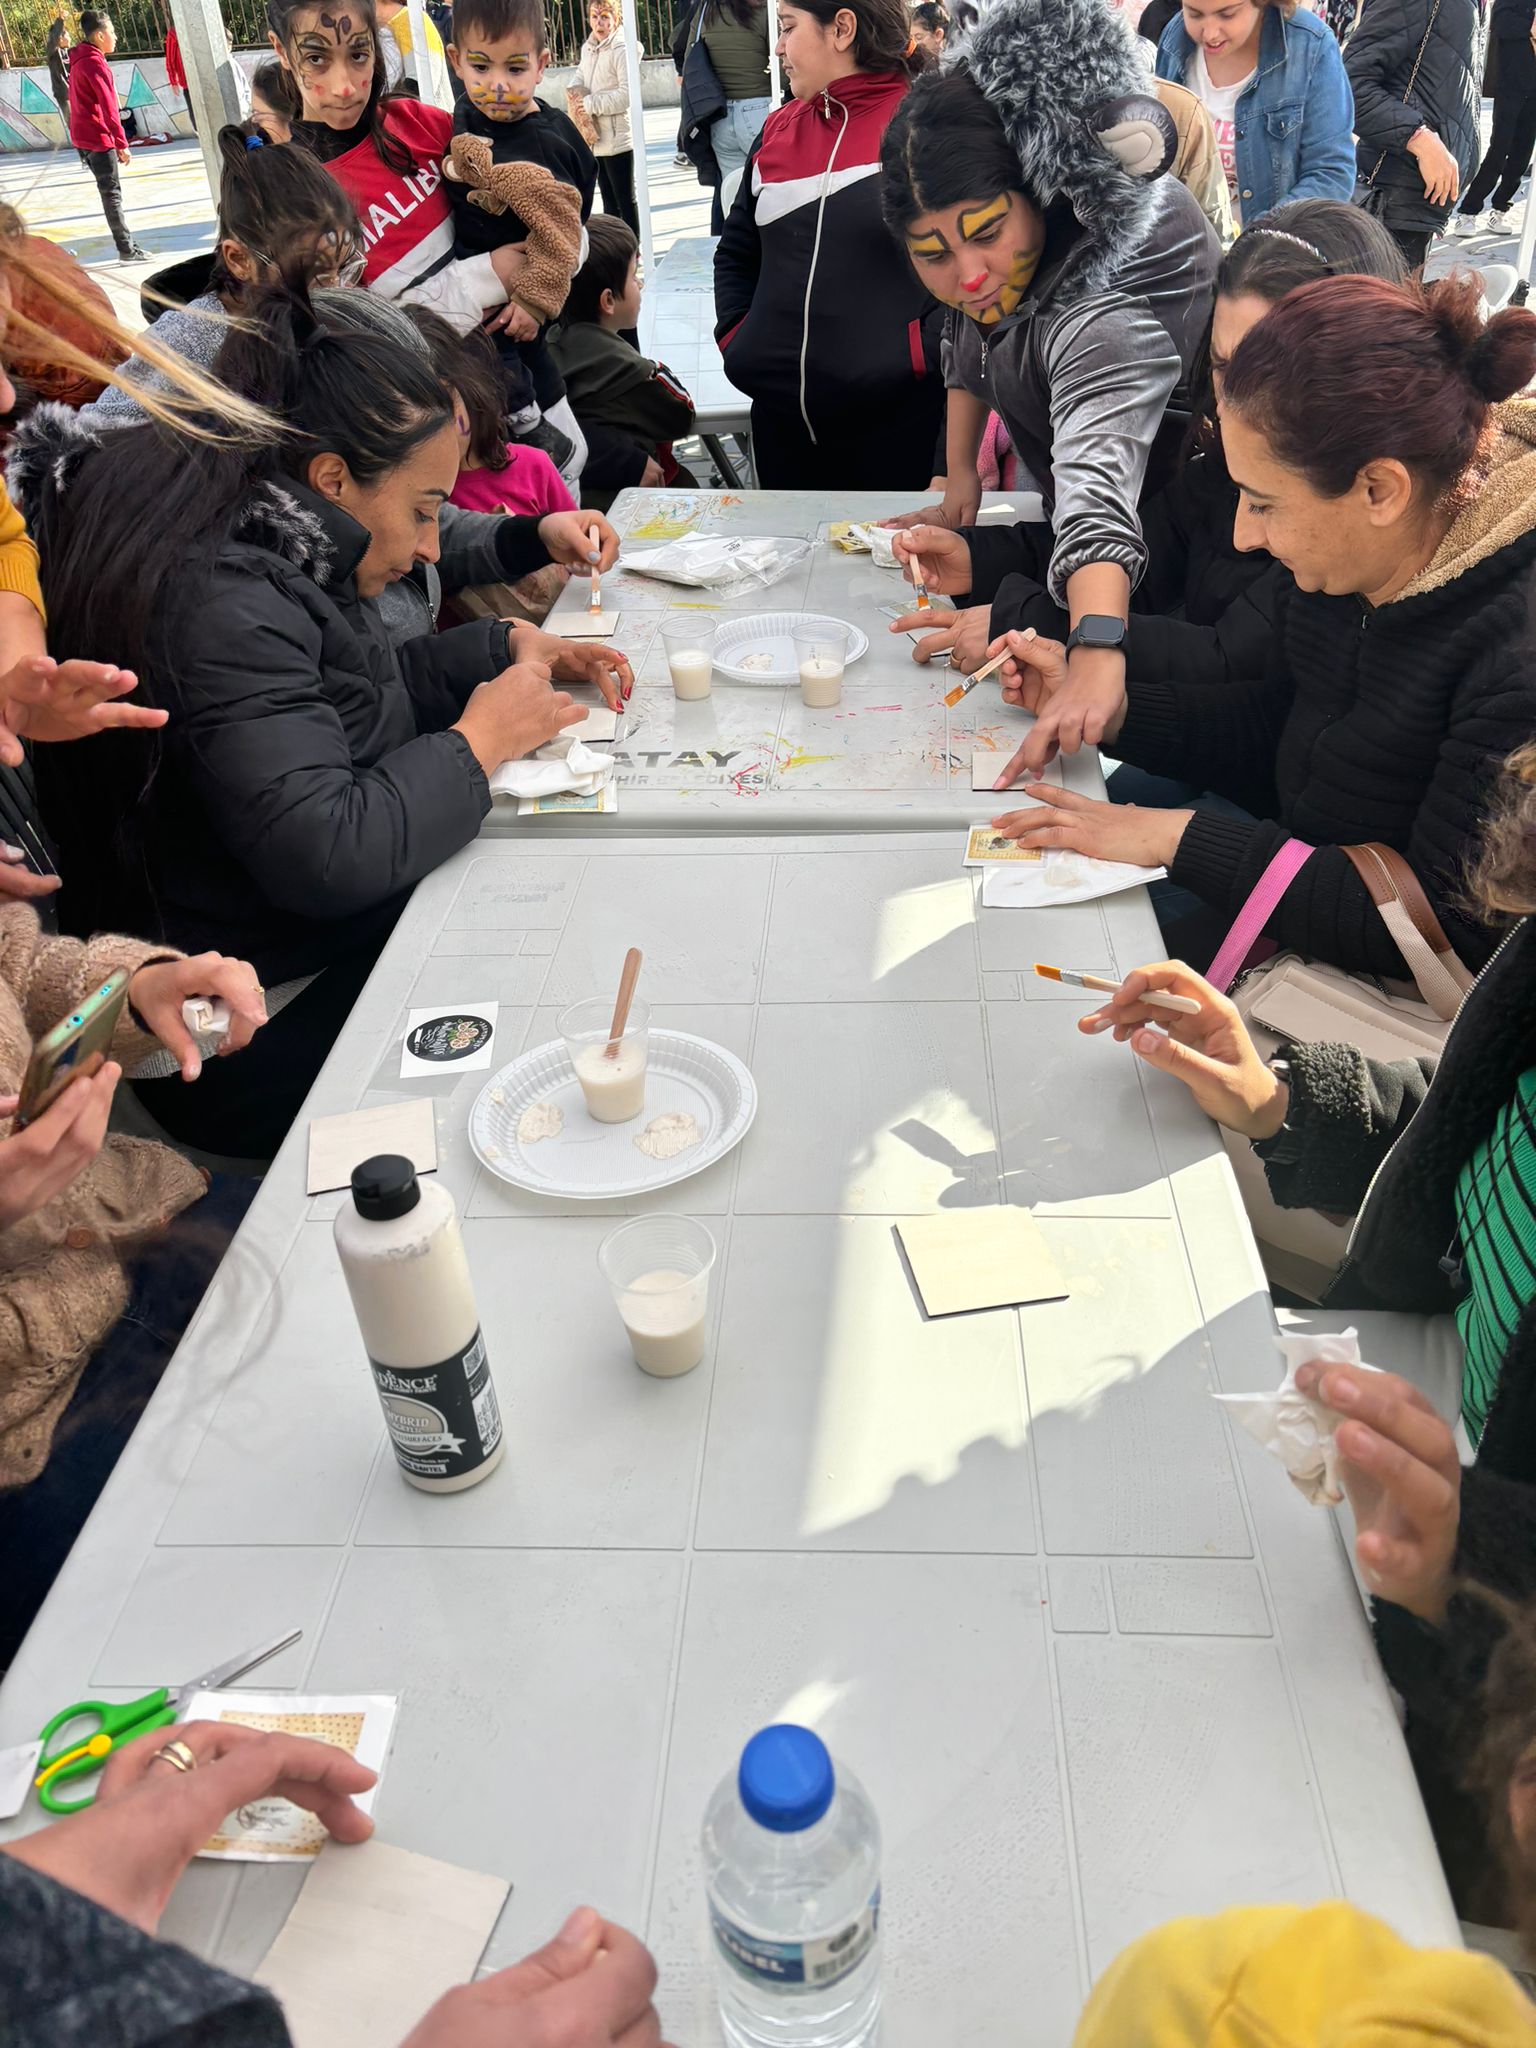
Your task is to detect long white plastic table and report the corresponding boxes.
[0,831,1457,2042]
[487,486,1053,836]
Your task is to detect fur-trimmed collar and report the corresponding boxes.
[6,402,359,592]
[1389,399,1536,603]
[949,0,1159,304]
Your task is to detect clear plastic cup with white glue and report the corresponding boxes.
[663,621,715,701]
[794,622,848,709]
[560,994,650,1124]
[599,1215,716,1377]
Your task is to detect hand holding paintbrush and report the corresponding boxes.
[1067,960,1293,1141]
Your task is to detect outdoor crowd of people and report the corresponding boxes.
[3,0,1536,2034]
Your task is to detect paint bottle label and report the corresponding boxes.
[370,1330,502,1485]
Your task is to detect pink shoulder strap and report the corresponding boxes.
[1206,838,1314,994]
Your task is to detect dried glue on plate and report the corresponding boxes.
[335,1155,504,1493]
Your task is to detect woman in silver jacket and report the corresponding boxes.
[882,0,1219,750]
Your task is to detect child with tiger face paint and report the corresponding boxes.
[877,0,1219,754]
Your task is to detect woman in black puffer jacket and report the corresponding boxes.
[20,295,605,1160]
[985,272,1536,982]
[1346,0,1479,268]
[927,201,1407,713]
[1073,744,1536,1927]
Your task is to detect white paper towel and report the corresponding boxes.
[489,732,614,800]
[1215,1326,1379,1506]
[981,850,1166,908]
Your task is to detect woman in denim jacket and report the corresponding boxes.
[1156,0,1355,228]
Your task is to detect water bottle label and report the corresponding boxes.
[370,1329,503,1482]
[709,1890,880,1990]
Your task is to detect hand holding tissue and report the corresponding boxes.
[1215,1328,1379,1506]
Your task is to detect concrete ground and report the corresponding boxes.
[0,104,714,329]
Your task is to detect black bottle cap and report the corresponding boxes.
[350,1154,422,1221]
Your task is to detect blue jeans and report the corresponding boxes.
[711,95,770,229]
[0,1172,257,1668]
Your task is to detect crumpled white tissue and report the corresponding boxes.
[489,732,613,800]
[1215,1327,1379,1506]
[981,850,1167,908]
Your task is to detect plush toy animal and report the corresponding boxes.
[444,134,584,323]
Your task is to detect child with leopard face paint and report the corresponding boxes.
[268,0,526,331]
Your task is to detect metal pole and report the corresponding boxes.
[766,0,780,109]
[618,0,653,271]
[404,0,445,104]
[167,0,243,203]
[1516,179,1536,306]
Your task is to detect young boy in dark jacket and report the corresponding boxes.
[68,11,146,261]
[445,0,596,476]
[552,217,697,510]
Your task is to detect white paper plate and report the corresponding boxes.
[469,1030,757,1199]
[710,612,870,684]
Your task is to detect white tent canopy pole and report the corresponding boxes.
[616,0,653,272]
[1517,176,1536,304]
[169,0,246,205]
[404,0,447,104]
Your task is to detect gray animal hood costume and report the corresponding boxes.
[944,0,1219,597]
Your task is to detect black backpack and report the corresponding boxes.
[678,0,726,184]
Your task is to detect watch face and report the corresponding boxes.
[1076,615,1126,649]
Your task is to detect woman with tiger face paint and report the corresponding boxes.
[879,0,1220,733]
[270,0,528,332]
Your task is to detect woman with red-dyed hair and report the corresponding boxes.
[986,270,1536,982]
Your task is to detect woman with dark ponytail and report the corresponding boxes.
[711,0,945,487]
[72,122,364,428]
[986,273,1536,985]
[21,293,604,1160]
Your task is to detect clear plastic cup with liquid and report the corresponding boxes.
[560,994,650,1124]
[663,620,716,701]
[793,622,848,709]
[598,1214,715,1376]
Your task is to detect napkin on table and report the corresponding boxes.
[489,732,614,800]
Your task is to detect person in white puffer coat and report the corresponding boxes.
[573,1,639,231]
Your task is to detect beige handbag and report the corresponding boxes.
[1211,841,1474,1300]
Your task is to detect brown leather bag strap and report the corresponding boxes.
[1342,843,1474,1018]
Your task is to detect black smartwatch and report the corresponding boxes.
[1065,614,1128,655]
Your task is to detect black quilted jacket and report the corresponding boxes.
[1258,917,1536,1919]
[966,449,1283,692]
[1346,0,1480,231]
[1111,403,1536,978]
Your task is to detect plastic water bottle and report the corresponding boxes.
[702,1725,882,2048]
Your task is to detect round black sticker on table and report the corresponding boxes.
[406,1014,493,1064]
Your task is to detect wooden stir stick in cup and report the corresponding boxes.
[605,947,643,1060]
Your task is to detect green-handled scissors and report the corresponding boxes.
[33,1628,303,1815]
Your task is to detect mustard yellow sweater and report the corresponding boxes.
[0,476,44,622]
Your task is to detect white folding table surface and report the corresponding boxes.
[0,831,1457,2043]
[488,486,1054,837]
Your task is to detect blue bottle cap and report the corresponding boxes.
[738,1724,835,1832]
